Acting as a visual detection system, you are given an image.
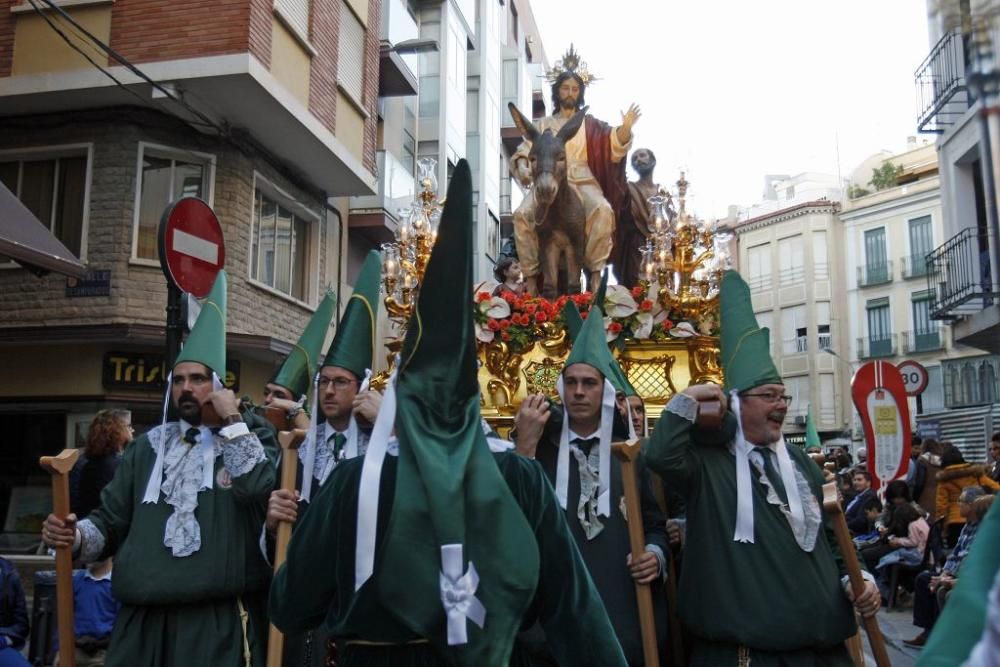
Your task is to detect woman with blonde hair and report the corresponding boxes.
[72,410,132,519]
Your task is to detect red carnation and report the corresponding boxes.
[580,311,589,320]
[609,322,623,334]
[631,285,644,299]
[477,291,491,302]
[535,311,548,323]
[501,331,511,341]
[640,299,653,312]
[524,303,537,315]
[499,319,512,330]
[663,319,674,329]
[487,319,500,331]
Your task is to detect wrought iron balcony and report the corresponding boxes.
[858,334,897,359]
[901,254,936,280]
[857,261,893,287]
[901,328,943,354]
[928,227,1000,320]
[916,29,971,134]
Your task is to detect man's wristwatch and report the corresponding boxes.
[222,413,243,426]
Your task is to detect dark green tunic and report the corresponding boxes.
[269,450,627,667]
[644,408,858,665]
[84,416,277,667]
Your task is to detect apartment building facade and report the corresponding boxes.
[0,0,381,551]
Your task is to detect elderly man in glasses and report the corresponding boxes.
[643,271,880,666]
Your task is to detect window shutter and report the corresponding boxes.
[338,2,366,102]
[275,0,310,39]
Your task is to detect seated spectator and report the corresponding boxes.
[871,503,930,601]
[853,497,884,548]
[54,559,120,667]
[936,446,1000,546]
[988,431,1000,484]
[845,470,875,535]
[860,480,927,574]
[0,556,28,667]
[905,491,994,648]
[837,472,856,507]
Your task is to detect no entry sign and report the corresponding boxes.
[851,360,912,489]
[158,197,225,298]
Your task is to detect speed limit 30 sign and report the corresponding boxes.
[896,360,929,396]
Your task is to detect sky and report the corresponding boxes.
[530,0,933,219]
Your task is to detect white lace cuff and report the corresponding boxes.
[665,393,699,423]
[646,543,667,579]
[77,519,106,564]
[221,433,267,478]
[219,422,250,440]
[841,569,876,595]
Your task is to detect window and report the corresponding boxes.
[274,0,311,40]
[812,231,828,279]
[816,301,831,349]
[910,290,939,352]
[784,376,809,417]
[747,243,771,290]
[133,144,213,262]
[487,210,500,259]
[865,297,892,356]
[782,304,807,355]
[250,178,317,302]
[818,374,835,423]
[756,311,774,357]
[419,75,440,117]
[402,130,416,176]
[778,235,803,284]
[907,215,933,278]
[0,147,90,260]
[864,227,888,282]
[338,1,366,104]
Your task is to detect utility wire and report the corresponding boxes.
[31,0,223,133]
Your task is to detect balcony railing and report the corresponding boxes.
[858,334,897,359]
[915,28,970,134]
[857,261,893,287]
[901,328,943,354]
[928,227,1000,320]
[901,254,936,280]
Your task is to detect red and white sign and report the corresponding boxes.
[158,197,225,298]
[851,360,912,490]
[897,360,929,396]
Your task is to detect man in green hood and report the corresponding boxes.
[269,160,627,666]
[643,270,880,665]
[42,270,277,666]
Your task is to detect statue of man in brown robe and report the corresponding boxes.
[612,148,672,286]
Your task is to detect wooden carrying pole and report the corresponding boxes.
[821,482,891,667]
[611,438,660,667]
[266,428,307,667]
[40,449,80,667]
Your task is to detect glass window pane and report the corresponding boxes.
[274,205,293,294]
[251,190,262,280]
[20,160,56,227]
[259,197,277,287]
[53,156,87,256]
[173,161,204,200]
[137,156,173,259]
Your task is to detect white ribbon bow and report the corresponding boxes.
[440,543,486,645]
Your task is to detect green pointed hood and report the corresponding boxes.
[719,270,781,393]
[377,160,539,664]
[323,251,381,379]
[805,405,821,449]
[174,270,227,377]
[270,291,336,398]
[592,268,609,311]
[564,300,620,387]
[562,299,635,396]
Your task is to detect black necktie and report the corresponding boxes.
[183,427,200,445]
[331,432,348,460]
[754,446,788,505]
[571,436,599,456]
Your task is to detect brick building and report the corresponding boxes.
[0,0,381,552]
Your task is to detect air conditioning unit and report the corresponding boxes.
[793,415,808,426]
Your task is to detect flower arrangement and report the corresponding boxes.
[474,281,682,352]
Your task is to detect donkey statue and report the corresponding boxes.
[508,102,591,299]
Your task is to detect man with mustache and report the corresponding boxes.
[41,271,277,666]
[512,301,669,665]
[643,270,880,665]
[510,44,639,295]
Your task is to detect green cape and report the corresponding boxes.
[377,160,539,664]
[270,292,336,398]
[323,251,381,379]
[174,270,227,377]
[719,270,781,393]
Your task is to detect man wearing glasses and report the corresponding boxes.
[644,270,880,666]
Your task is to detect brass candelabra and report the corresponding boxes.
[639,172,733,323]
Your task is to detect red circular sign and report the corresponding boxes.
[158,197,225,298]
[896,360,929,396]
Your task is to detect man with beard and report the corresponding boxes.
[510,44,639,295]
[612,148,668,287]
[41,271,277,666]
[643,270,880,665]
